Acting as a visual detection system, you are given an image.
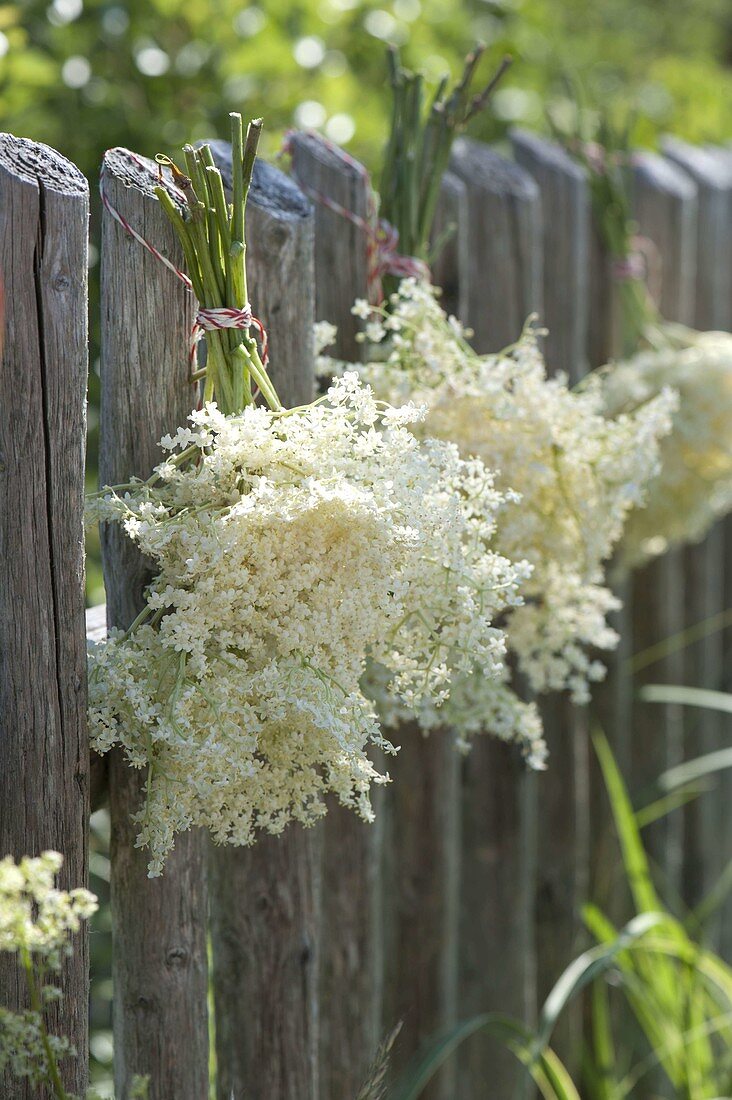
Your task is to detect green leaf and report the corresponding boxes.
[535,911,665,1051]
[640,684,732,715]
[592,729,660,914]
[387,1014,580,1100]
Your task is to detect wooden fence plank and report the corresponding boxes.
[706,143,732,960]
[286,130,384,1099]
[511,128,589,380]
[99,148,209,1100]
[510,130,591,1071]
[626,152,698,898]
[205,143,321,1100]
[449,137,542,1095]
[430,170,468,324]
[0,133,90,1099]
[379,177,468,1099]
[660,140,732,946]
[382,724,461,1099]
[451,137,542,352]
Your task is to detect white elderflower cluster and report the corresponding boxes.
[0,851,98,965]
[0,852,97,1092]
[599,328,732,567]
[0,1008,75,1091]
[321,279,675,729]
[88,373,527,874]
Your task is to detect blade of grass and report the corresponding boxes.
[387,1014,580,1100]
[640,684,732,715]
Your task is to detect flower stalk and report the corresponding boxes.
[155,113,280,415]
[379,45,511,266]
[548,102,662,358]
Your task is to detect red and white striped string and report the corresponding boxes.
[281,130,429,306]
[99,151,269,384]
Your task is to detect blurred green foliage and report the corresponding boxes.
[3,0,730,185]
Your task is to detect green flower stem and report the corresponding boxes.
[158,114,277,416]
[20,947,68,1100]
[380,46,511,267]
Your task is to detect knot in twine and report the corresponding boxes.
[99,154,270,382]
[611,233,663,305]
[281,130,430,306]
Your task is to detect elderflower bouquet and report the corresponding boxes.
[0,852,97,1097]
[88,116,528,875]
[599,328,732,566]
[318,279,676,743]
[552,105,732,567]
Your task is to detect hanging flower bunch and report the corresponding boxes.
[319,279,676,739]
[600,329,732,566]
[552,105,732,567]
[0,852,97,1095]
[88,116,528,875]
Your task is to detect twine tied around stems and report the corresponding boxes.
[611,233,663,306]
[281,130,430,306]
[99,152,269,382]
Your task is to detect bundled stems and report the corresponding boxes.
[155,113,280,415]
[380,46,512,265]
[548,101,661,358]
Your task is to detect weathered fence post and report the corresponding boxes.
[511,129,589,378]
[379,173,469,1099]
[430,171,469,323]
[511,129,591,1069]
[626,152,698,895]
[661,139,732,948]
[205,143,321,1100]
[99,149,209,1100]
[707,142,732,960]
[0,134,90,1098]
[286,129,383,1098]
[449,137,542,1094]
[451,137,542,351]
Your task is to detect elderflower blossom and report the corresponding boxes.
[599,328,732,567]
[88,373,527,874]
[0,1009,75,1090]
[319,279,676,733]
[0,852,97,1089]
[0,851,98,965]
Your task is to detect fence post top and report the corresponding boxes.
[510,128,586,180]
[0,132,87,196]
[662,137,732,189]
[632,150,699,200]
[287,129,365,176]
[451,136,540,200]
[102,146,192,213]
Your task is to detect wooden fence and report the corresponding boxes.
[1,122,731,1099]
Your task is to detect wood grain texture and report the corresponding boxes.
[509,133,591,1072]
[627,153,698,897]
[449,137,542,353]
[661,140,732,951]
[382,725,461,1100]
[379,172,467,1100]
[0,133,89,1100]
[286,130,385,1100]
[707,144,732,960]
[289,130,369,359]
[430,171,468,324]
[449,140,542,1096]
[206,141,321,1100]
[99,148,209,1100]
[511,128,589,381]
